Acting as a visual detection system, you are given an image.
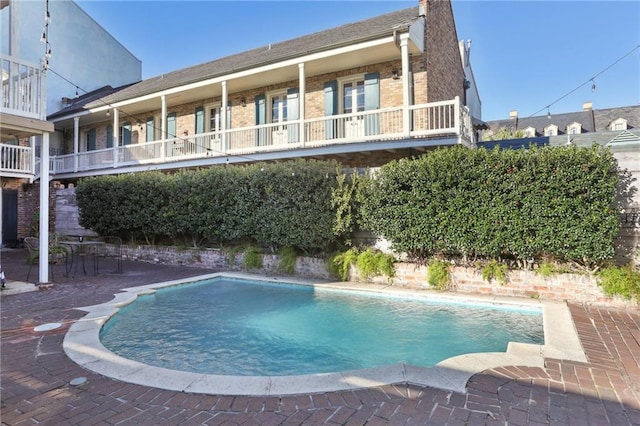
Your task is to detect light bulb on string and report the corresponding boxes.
[547,107,551,119]
[591,79,596,92]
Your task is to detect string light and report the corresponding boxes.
[547,107,551,120]
[527,44,639,118]
[41,0,51,70]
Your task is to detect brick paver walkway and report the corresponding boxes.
[1,248,639,425]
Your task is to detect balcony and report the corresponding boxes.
[1,55,46,121]
[50,98,473,177]
[0,54,52,178]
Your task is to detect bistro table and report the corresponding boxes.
[61,240,105,277]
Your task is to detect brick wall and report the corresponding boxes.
[422,0,465,102]
[109,244,634,306]
[8,180,57,239]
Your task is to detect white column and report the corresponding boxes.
[73,117,79,172]
[221,81,228,152]
[0,184,3,249]
[38,132,50,284]
[161,95,167,160]
[298,63,306,146]
[400,33,411,137]
[112,108,119,167]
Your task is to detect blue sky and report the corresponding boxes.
[76,1,640,121]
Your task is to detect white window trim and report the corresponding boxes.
[567,122,582,135]
[523,126,536,137]
[204,102,222,133]
[337,74,366,114]
[266,89,289,124]
[610,118,627,131]
[544,124,558,136]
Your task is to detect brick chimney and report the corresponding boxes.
[419,0,427,16]
[509,110,518,119]
[583,102,593,111]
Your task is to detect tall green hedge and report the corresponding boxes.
[76,160,339,253]
[358,145,620,267]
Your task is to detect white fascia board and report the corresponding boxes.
[49,109,91,124]
[89,36,398,112]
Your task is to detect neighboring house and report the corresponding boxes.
[482,102,639,138]
[46,0,478,181]
[0,0,140,283]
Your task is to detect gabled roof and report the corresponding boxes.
[49,84,134,119]
[593,105,640,130]
[50,7,420,117]
[487,111,595,135]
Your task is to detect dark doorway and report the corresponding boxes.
[2,190,18,247]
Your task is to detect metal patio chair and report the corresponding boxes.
[24,236,69,283]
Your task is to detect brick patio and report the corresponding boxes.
[1,248,639,425]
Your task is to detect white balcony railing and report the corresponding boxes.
[49,98,473,175]
[1,143,33,174]
[1,55,46,121]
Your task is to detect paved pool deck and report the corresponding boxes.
[1,248,639,425]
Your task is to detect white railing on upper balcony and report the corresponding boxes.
[0,143,33,174]
[49,98,474,175]
[0,55,46,121]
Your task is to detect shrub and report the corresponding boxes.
[482,260,508,284]
[427,260,450,290]
[328,249,359,281]
[358,145,620,267]
[355,248,395,281]
[278,246,297,274]
[242,246,263,270]
[597,265,640,300]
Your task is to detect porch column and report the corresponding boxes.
[160,95,167,161]
[73,116,79,172]
[400,33,411,137]
[298,63,306,146]
[38,132,50,284]
[221,81,228,152]
[112,108,119,167]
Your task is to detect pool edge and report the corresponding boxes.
[63,272,586,396]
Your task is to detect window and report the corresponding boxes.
[610,118,627,131]
[341,79,365,114]
[324,73,379,139]
[106,125,113,148]
[120,122,131,145]
[544,125,558,136]
[85,129,96,151]
[269,92,289,123]
[146,117,155,142]
[567,122,582,135]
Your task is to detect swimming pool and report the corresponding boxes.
[63,273,587,395]
[100,277,543,376]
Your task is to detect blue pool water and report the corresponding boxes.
[100,278,544,376]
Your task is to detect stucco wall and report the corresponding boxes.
[0,0,141,115]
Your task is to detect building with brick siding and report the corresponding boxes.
[46,0,479,181]
[2,0,481,282]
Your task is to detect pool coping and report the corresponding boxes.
[62,272,587,396]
